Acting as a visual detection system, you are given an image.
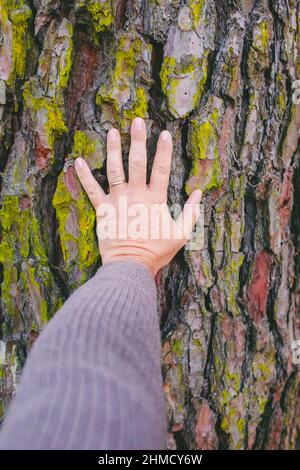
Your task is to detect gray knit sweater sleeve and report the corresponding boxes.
[0,261,166,450]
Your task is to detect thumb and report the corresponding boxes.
[175,189,202,244]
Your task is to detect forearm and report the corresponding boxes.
[0,261,166,450]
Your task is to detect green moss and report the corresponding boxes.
[0,0,32,88]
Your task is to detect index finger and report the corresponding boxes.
[75,158,105,209]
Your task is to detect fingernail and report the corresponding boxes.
[133,117,143,130]
[75,157,84,169]
[161,130,170,141]
[108,128,118,142]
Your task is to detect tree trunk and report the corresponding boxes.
[0,0,299,450]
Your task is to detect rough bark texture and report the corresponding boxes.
[0,0,299,450]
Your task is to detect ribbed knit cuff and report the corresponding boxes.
[94,260,157,299]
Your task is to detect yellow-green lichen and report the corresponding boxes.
[160,54,208,118]
[229,174,246,201]
[122,87,148,123]
[53,131,102,288]
[96,35,149,127]
[171,339,184,384]
[0,196,56,331]
[58,22,74,90]
[188,0,205,28]
[0,240,18,328]
[77,0,113,33]
[237,417,246,434]
[0,197,29,327]
[172,339,183,359]
[223,255,244,316]
[229,174,246,217]
[186,109,223,193]
[275,73,287,116]
[225,366,241,395]
[23,81,68,168]
[21,264,49,325]
[220,407,246,449]
[192,338,203,351]
[191,121,215,161]
[53,171,99,283]
[73,130,97,157]
[0,0,32,88]
[160,56,177,97]
[253,20,272,53]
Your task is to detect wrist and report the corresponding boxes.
[102,254,157,278]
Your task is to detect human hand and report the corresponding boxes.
[75,117,202,277]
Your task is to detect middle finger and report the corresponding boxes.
[128,117,147,189]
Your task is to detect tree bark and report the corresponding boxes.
[0,0,299,450]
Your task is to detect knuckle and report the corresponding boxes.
[108,168,122,180]
[130,157,145,169]
[155,163,170,175]
[86,183,98,198]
